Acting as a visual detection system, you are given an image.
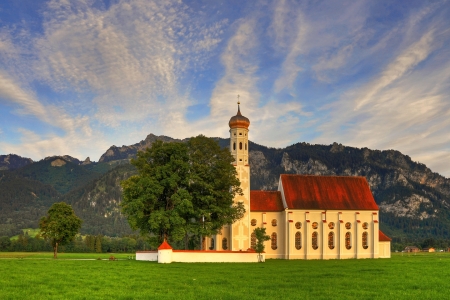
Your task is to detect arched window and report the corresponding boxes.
[239,142,242,150]
[251,219,257,226]
[245,143,247,150]
[271,233,277,250]
[312,232,318,250]
[251,233,256,250]
[209,238,215,250]
[222,238,228,250]
[272,219,277,226]
[233,143,236,150]
[362,232,368,249]
[295,232,302,250]
[345,232,352,250]
[328,232,335,249]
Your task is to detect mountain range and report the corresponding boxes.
[1,134,450,246]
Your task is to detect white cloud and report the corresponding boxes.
[33,0,226,128]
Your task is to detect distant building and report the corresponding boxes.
[422,247,435,252]
[404,246,420,253]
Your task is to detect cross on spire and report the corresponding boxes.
[237,94,240,105]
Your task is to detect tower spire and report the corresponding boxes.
[237,94,241,115]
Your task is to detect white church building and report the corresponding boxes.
[137,103,391,263]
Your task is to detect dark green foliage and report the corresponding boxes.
[61,164,137,236]
[39,202,82,258]
[0,174,60,236]
[121,136,244,247]
[13,157,102,194]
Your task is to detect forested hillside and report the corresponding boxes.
[1,135,450,249]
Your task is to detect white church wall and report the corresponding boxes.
[378,242,391,258]
[282,210,379,260]
[171,250,262,263]
[250,211,285,259]
[136,251,158,261]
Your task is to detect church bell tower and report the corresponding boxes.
[228,98,251,250]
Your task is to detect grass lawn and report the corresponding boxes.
[0,252,449,299]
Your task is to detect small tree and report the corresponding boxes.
[253,227,270,262]
[39,202,82,258]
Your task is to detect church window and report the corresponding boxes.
[209,238,215,250]
[251,233,256,250]
[233,143,236,150]
[295,232,302,250]
[272,219,277,226]
[271,233,277,250]
[345,232,352,250]
[362,232,368,249]
[239,142,242,150]
[222,238,228,250]
[245,143,247,150]
[312,232,318,250]
[312,222,318,229]
[362,222,369,230]
[345,222,352,230]
[328,232,335,249]
[251,219,257,226]
[239,132,242,135]
[328,222,335,229]
[295,222,302,229]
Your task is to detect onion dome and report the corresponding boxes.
[229,102,250,129]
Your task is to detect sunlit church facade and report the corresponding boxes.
[206,103,391,259]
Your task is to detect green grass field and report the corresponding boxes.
[1,252,449,299]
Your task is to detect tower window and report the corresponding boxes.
[239,132,242,135]
[272,219,277,226]
[239,142,242,150]
[245,143,247,150]
[233,143,236,150]
[251,233,256,250]
[209,238,215,250]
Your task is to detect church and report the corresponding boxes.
[137,103,391,262]
[205,103,391,259]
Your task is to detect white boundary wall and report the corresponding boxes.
[136,251,158,261]
[136,250,264,263]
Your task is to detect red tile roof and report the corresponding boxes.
[250,191,284,211]
[280,175,379,210]
[158,240,173,250]
[379,230,392,242]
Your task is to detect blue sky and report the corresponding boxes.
[1,0,450,177]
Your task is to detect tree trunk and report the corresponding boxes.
[184,233,189,250]
[53,242,58,259]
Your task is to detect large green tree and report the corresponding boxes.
[39,202,82,258]
[121,136,244,248]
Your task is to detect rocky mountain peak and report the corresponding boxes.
[0,154,33,170]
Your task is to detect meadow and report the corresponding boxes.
[1,252,449,299]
